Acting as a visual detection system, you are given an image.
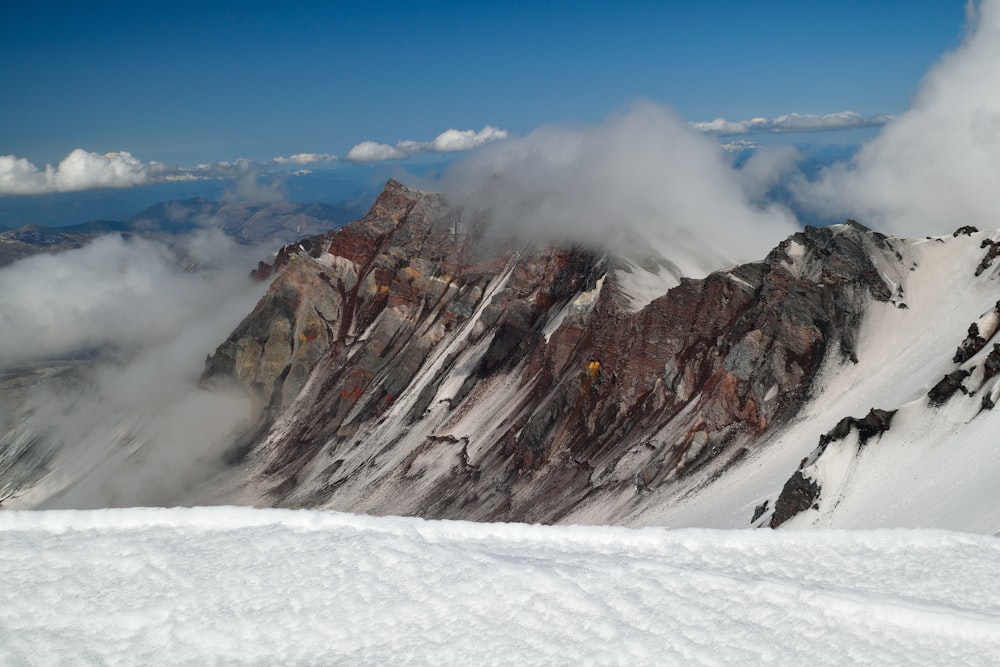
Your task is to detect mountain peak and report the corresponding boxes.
[199,183,921,525]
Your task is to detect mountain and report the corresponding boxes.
[125,197,361,243]
[4,179,1000,533]
[0,198,361,267]
[190,180,999,531]
[0,220,129,266]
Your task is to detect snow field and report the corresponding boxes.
[2,507,999,665]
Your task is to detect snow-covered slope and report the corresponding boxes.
[601,228,1000,531]
[2,507,999,665]
[671,229,1000,531]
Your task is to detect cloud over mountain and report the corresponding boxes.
[0,232,263,363]
[0,231,269,507]
[441,103,798,266]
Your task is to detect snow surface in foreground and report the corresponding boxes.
[2,508,1000,665]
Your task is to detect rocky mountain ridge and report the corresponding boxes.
[200,179,920,525]
[6,179,1000,532]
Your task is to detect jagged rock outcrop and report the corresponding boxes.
[928,369,971,406]
[954,323,987,363]
[767,407,896,528]
[818,408,897,449]
[984,344,1000,382]
[976,238,1000,276]
[769,471,821,528]
[203,180,902,523]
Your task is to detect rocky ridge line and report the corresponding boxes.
[203,180,902,524]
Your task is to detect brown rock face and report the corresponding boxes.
[204,180,898,523]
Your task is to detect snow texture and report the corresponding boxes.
[1,507,999,665]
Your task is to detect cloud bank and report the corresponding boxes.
[441,103,800,269]
[270,153,337,166]
[0,231,266,364]
[792,0,1000,235]
[0,150,173,195]
[0,126,510,195]
[0,151,279,196]
[0,232,269,507]
[345,126,508,163]
[691,111,894,136]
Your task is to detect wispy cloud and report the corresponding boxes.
[345,126,509,163]
[191,158,257,178]
[223,165,286,204]
[691,111,894,136]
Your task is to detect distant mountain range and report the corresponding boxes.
[0,198,364,267]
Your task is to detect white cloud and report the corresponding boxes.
[1,126,507,191]
[344,141,408,163]
[271,153,336,165]
[344,126,509,163]
[792,0,1000,235]
[0,151,324,197]
[427,126,509,152]
[691,111,894,136]
[0,149,171,195]
[692,118,765,135]
[738,145,802,205]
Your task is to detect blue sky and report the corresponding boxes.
[1,1,967,169]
